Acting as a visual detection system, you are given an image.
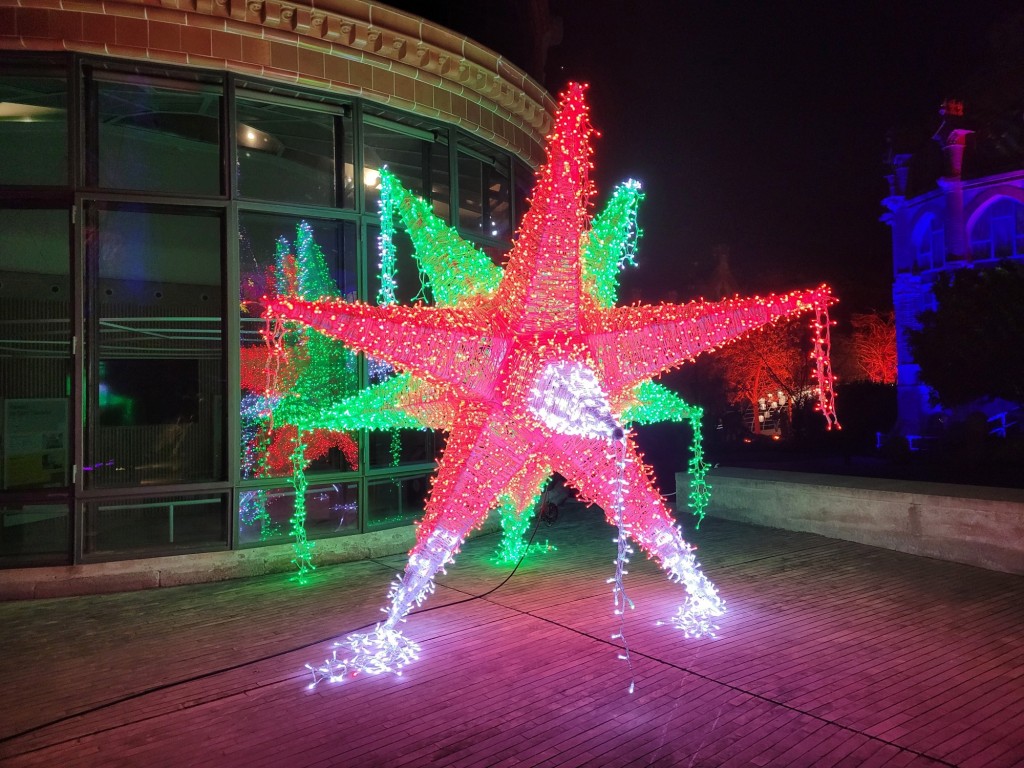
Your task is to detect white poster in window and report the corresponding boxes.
[3,398,68,489]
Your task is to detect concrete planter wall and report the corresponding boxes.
[677,467,1024,575]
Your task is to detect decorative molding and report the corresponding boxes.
[0,0,554,163]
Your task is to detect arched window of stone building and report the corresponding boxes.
[970,197,1024,261]
[913,214,945,272]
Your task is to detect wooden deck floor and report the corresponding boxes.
[1,505,1022,767]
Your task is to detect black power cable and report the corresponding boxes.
[0,518,960,768]
[0,503,548,749]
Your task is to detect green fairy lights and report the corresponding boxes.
[254,169,711,576]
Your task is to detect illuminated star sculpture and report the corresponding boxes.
[373,168,711,562]
[268,83,837,680]
[265,172,709,569]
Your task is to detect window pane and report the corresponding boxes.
[363,223,440,469]
[366,472,429,529]
[363,114,448,216]
[969,239,988,261]
[930,228,945,269]
[84,493,227,556]
[0,209,70,490]
[993,216,1013,259]
[0,498,69,561]
[368,428,438,469]
[237,96,350,207]
[239,214,358,480]
[238,481,358,546]
[367,224,424,306]
[94,78,221,195]
[0,75,67,185]
[458,138,511,240]
[86,206,224,488]
[514,160,533,229]
[430,140,451,221]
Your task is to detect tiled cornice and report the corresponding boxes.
[0,0,554,163]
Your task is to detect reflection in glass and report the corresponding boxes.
[366,473,429,528]
[458,138,511,240]
[368,428,438,469]
[237,96,353,207]
[238,482,358,545]
[363,113,449,217]
[367,224,425,306]
[363,222,440,468]
[238,214,358,480]
[94,78,221,195]
[514,160,533,229]
[84,493,227,555]
[0,209,70,492]
[86,206,224,488]
[0,499,69,561]
[0,75,67,186]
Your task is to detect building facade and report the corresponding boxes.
[0,0,553,582]
[883,100,1024,441]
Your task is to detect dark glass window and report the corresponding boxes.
[0,209,71,492]
[363,222,441,469]
[514,160,533,229]
[366,472,430,529]
[914,216,945,272]
[969,199,1024,262]
[236,95,353,207]
[0,75,67,186]
[238,214,358,480]
[83,493,227,556]
[368,428,438,469]
[366,224,424,306]
[363,113,449,217]
[85,205,225,488]
[458,136,511,240]
[92,76,221,195]
[0,498,69,562]
[238,481,358,545]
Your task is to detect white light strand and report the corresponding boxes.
[306,625,422,686]
[529,361,620,439]
[376,167,399,308]
[307,526,461,684]
[650,527,725,638]
[607,433,636,694]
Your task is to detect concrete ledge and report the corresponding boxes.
[0,515,500,600]
[678,467,1024,575]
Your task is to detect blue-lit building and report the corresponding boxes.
[883,99,1024,443]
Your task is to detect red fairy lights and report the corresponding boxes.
[265,84,837,682]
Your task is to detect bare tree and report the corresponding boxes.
[850,311,897,385]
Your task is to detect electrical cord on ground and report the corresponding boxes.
[3,519,950,768]
[0,502,548,750]
[0,517,828,753]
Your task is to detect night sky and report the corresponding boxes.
[394,1,1023,313]
[545,1,1024,312]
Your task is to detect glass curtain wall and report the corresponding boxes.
[0,52,531,567]
[85,205,225,491]
[0,67,73,563]
[0,208,72,562]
